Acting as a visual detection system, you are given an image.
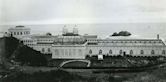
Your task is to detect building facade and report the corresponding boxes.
[8,25,31,39]
[8,26,166,59]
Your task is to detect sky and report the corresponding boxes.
[0,0,166,38]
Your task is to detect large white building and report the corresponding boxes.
[8,25,31,39]
[8,26,166,59]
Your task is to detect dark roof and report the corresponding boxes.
[16,25,25,28]
[62,33,79,36]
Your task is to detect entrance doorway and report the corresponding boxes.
[123,52,126,56]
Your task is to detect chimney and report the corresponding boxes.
[157,34,159,39]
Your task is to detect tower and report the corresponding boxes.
[62,25,68,34]
[73,28,78,34]
[157,34,160,39]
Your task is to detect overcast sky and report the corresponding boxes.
[1,0,166,24]
[0,0,166,38]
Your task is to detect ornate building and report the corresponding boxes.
[8,26,166,59]
[8,25,31,39]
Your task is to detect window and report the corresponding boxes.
[17,32,19,35]
[109,49,112,54]
[151,50,155,54]
[162,50,165,55]
[89,49,92,54]
[130,50,133,55]
[20,32,22,35]
[119,50,122,54]
[144,41,146,43]
[55,49,59,55]
[99,49,102,54]
[79,49,82,55]
[42,48,45,52]
[14,32,16,35]
[48,48,51,52]
[140,50,144,54]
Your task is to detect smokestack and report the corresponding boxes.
[157,34,159,39]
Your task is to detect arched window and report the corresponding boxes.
[162,50,165,55]
[79,49,82,55]
[140,50,144,54]
[151,50,155,54]
[42,48,45,52]
[109,49,112,54]
[130,50,133,55]
[48,48,51,52]
[17,32,19,35]
[55,49,59,55]
[89,49,92,54]
[99,49,102,54]
[14,32,16,35]
[119,50,122,54]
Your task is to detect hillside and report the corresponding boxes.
[0,37,5,64]
[126,65,166,82]
[1,64,166,82]
[0,36,47,68]
[0,37,20,69]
